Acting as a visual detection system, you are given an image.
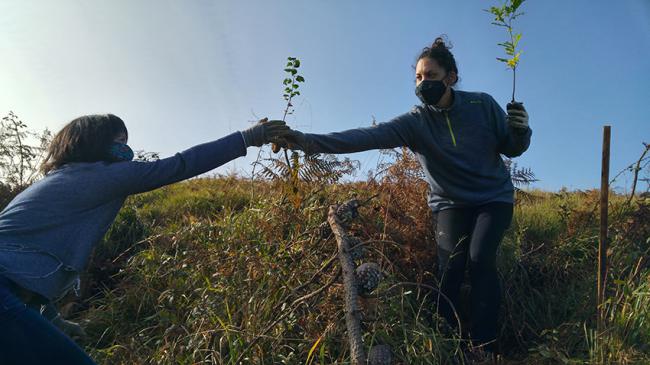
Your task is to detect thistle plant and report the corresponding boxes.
[486,0,526,102]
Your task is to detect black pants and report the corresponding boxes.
[434,202,513,351]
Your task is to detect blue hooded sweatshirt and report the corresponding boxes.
[298,90,532,211]
[0,132,247,300]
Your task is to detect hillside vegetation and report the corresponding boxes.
[58,153,650,365]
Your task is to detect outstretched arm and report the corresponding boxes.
[105,119,290,196]
[277,114,416,154]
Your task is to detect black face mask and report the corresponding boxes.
[415,79,447,106]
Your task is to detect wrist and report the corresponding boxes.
[240,129,254,147]
[510,125,529,135]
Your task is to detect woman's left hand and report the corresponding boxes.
[506,102,529,130]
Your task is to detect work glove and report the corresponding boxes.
[52,315,87,340]
[506,102,529,130]
[241,118,291,147]
[271,129,309,153]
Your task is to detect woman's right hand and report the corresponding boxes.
[271,129,308,153]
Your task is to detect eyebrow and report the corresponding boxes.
[416,70,438,76]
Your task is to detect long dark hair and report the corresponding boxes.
[40,114,128,174]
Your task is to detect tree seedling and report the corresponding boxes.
[486,0,526,103]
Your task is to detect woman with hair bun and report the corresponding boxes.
[0,114,289,364]
[276,36,531,361]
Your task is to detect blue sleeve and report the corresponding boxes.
[105,132,247,196]
[302,113,416,154]
[487,94,532,157]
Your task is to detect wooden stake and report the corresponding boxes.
[598,125,611,332]
[328,205,366,365]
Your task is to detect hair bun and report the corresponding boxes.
[431,35,452,50]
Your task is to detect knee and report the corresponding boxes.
[468,254,497,275]
[438,248,466,278]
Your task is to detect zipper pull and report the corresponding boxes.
[444,112,457,147]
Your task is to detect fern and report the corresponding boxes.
[257,153,358,185]
[504,158,537,187]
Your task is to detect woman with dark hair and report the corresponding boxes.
[0,114,289,364]
[276,37,531,361]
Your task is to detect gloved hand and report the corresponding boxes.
[271,129,308,153]
[52,315,87,340]
[506,102,529,130]
[241,118,291,147]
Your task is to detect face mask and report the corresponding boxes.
[108,142,134,162]
[415,79,447,106]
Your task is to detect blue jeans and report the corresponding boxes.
[0,276,96,365]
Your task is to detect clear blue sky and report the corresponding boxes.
[1,0,649,192]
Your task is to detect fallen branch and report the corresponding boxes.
[328,204,366,365]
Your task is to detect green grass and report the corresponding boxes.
[64,177,649,364]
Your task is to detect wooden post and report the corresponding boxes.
[328,205,366,365]
[598,125,611,332]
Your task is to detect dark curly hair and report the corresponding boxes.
[40,114,128,174]
[416,35,459,85]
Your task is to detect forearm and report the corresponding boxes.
[302,123,411,154]
[501,127,532,157]
[114,131,247,195]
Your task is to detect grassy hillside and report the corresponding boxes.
[65,167,649,364]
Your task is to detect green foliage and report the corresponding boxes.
[0,111,51,190]
[257,57,359,209]
[0,111,52,209]
[282,57,305,117]
[486,0,526,101]
[66,175,650,364]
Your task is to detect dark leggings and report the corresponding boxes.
[0,276,96,365]
[434,202,513,350]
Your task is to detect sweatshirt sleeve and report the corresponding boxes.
[301,113,416,154]
[105,131,247,196]
[488,94,532,158]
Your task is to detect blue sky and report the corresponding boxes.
[1,0,649,192]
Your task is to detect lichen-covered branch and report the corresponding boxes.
[328,204,366,365]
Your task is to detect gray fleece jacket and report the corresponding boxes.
[299,90,532,211]
[0,132,247,300]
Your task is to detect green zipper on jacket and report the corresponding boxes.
[444,111,457,147]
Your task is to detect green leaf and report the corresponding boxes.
[292,84,299,89]
[284,68,295,73]
[296,75,305,82]
[290,69,297,75]
[496,57,509,63]
[293,59,300,68]
[283,78,291,85]
[294,91,300,96]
